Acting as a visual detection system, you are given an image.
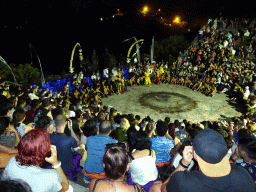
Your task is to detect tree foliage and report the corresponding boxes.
[0,62,40,83]
[154,35,189,63]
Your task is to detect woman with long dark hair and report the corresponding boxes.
[127,130,159,192]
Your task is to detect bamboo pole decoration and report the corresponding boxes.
[0,56,17,83]
[70,43,81,74]
[127,39,144,64]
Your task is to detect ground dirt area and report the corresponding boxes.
[102,83,244,123]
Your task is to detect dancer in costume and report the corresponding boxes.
[144,69,151,87]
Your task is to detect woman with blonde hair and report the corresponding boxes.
[115,118,130,142]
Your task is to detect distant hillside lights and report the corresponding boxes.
[99,8,123,21]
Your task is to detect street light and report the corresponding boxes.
[173,16,181,24]
[142,5,149,14]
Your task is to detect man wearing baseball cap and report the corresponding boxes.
[165,129,255,192]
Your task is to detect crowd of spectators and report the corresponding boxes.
[0,16,256,192]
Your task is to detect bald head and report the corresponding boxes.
[99,120,112,135]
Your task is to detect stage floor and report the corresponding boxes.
[101,84,244,123]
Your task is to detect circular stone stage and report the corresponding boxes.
[101,84,243,123]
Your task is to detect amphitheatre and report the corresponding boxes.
[102,83,243,123]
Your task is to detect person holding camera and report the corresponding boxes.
[164,129,255,192]
[50,114,84,181]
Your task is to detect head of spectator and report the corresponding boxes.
[35,115,54,133]
[193,128,231,177]
[0,179,32,192]
[128,130,151,151]
[156,120,168,137]
[237,136,256,162]
[103,105,108,113]
[0,99,13,117]
[54,114,67,133]
[16,98,26,110]
[81,119,98,137]
[168,123,175,139]
[95,111,106,131]
[114,114,121,124]
[103,142,129,180]
[237,129,253,141]
[99,120,112,135]
[174,119,179,128]
[109,110,118,123]
[42,98,52,110]
[97,111,106,122]
[88,141,142,191]
[144,121,155,136]
[51,107,64,120]
[12,109,25,129]
[134,115,141,125]
[16,128,51,167]
[186,126,202,141]
[75,109,84,126]
[0,117,11,136]
[68,117,81,138]
[164,117,171,125]
[120,118,130,131]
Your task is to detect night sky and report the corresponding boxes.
[0,0,255,76]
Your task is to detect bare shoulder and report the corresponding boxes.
[89,178,109,192]
[90,179,140,192]
[149,181,162,192]
[132,149,156,159]
[120,183,142,192]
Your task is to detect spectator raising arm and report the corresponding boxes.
[45,145,70,192]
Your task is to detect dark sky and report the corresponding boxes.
[0,0,255,76]
[0,0,225,26]
[1,0,254,27]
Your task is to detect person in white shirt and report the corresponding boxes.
[29,88,39,101]
[243,86,250,99]
[223,39,228,48]
[164,62,168,69]
[78,71,84,80]
[215,75,221,84]
[103,68,109,79]
[91,72,97,83]
[243,29,250,41]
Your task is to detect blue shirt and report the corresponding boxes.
[84,134,117,174]
[150,136,174,163]
[50,133,78,174]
